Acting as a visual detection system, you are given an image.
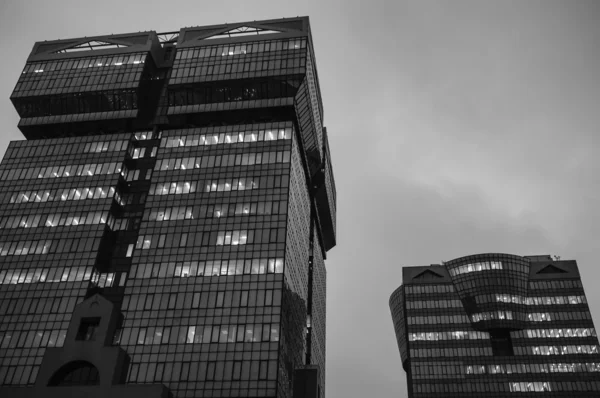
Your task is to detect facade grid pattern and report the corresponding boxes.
[390,254,600,397]
[0,17,334,398]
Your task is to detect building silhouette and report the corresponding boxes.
[0,17,335,398]
[389,253,600,397]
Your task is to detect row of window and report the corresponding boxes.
[0,265,91,285]
[113,191,144,207]
[106,216,136,232]
[16,73,142,99]
[83,139,128,153]
[0,210,107,229]
[405,284,454,295]
[408,294,588,311]
[471,311,514,322]
[136,228,286,249]
[128,359,278,384]
[0,161,121,181]
[408,328,598,344]
[21,53,146,74]
[167,77,301,106]
[522,328,597,339]
[0,237,97,256]
[529,280,582,290]
[121,166,152,182]
[408,330,490,342]
[154,150,291,172]
[130,258,284,279]
[494,294,587,306]
[174,38,307,60]
[160,128,292,148]
[116,323,280,346]
[412,381,600,394]
[466,362,600,375]
[0,266,124,290]
[3,139,127,161]
[2,296,79,316]
[124,289,282,312]
[151,175,290,196]
[448,261,504,277]
[528,312,551,322]
[470,311,592,323]
[410,347,493,358]
[145,201,287,222]
[523,345,599,356]
[509,382,551,392]
[221,175,287,192]
[91,271,127,288]
[411,361,462,378]
[412,362,600,380]
[408,315,470,325]
[133,131,157,141]
[404,280,584,297]
[0,329,66,349]
[0,364,37,386]
[530,311,592,321]
[129,146,157,159]
[15,90,139,118]
[407,311,592,325]
[172,56,305,79]
[406,299,462,309]
[9,186,115,204]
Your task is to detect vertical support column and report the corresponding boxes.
[305,204,315,365]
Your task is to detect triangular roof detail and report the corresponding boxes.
[53,40,130,54]
[537,264,568,274]
[203,26,283,40]
[413,269,445,280]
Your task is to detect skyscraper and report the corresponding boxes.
[0,17,335,398]
[389,253,600,397]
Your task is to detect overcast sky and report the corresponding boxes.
[1,1,599,397]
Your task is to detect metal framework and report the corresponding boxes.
[204,26,283,40]
[54,40,129,54]
[157,32,179,45]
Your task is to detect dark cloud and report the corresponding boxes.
[1,1,600,397]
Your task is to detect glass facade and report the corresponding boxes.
[0,17,334,398]
[390,254,600,397]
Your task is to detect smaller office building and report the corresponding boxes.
[389,253,600,397]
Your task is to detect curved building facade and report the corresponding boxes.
[389,254,600,397]
[446,253,531,331]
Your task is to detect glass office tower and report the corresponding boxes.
[389,254,600,397]
[0,17,335,398]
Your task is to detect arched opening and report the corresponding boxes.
[48,360,100,386]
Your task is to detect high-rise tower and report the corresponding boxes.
[0,17,335,398]
[389,254,600,397]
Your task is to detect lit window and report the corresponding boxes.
[126,244,134,257]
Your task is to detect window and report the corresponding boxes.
[48,361,100,386]
[76,318,100,341]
